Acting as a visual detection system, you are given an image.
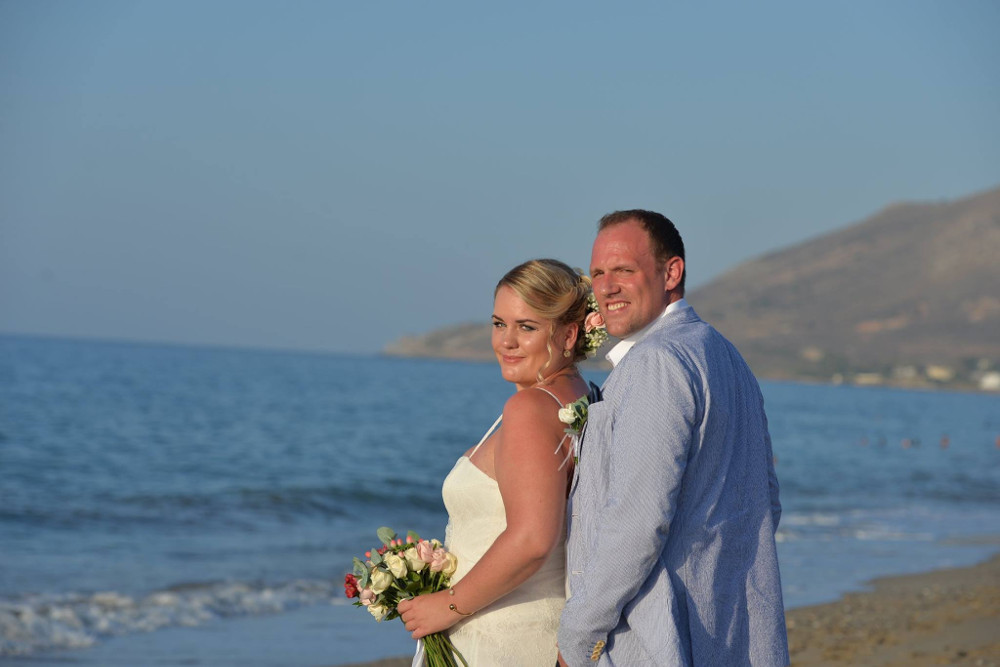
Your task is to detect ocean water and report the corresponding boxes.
[1,335,998,664]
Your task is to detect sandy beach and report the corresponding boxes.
[344,555,999,667]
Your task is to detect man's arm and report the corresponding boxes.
[558,345,699,665]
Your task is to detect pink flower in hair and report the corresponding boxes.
[585,310,605,332]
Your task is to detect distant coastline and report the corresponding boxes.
[385,186,1000,393]
[382,321,999,392]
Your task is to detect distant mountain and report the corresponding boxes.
[384,321,494,361]
[385,186,1000,389]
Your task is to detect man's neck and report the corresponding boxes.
[605,297,688,367]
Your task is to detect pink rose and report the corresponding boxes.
[416,539,435,563]
[429,548,450,572]
[585,311,605,332]
[359,588,376,606]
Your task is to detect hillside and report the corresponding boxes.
[385,186,1000,389]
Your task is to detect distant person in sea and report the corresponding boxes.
[398,259,601,666]
[557,210,790,666]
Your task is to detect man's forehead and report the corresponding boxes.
[591,226,654,265]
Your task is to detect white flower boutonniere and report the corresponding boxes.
[558,395,589,436]
[556,395,590,469]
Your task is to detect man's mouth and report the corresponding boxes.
[606,302,628,312]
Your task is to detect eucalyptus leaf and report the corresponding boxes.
[376,526,397,546]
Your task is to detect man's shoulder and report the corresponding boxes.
[630,311,716,359]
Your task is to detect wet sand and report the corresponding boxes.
[786,554,999,666]
[343,555,999,667]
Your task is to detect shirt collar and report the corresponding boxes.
[605,298,688,367]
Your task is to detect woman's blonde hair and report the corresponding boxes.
[495,259,593,376]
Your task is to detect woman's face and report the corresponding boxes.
[492,286,572,390]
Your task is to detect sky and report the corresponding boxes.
[2,1,998,354]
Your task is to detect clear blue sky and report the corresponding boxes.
[2,0,998,353]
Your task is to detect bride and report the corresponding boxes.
[398,259,601,666]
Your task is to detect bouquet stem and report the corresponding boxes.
[421,631,468,667]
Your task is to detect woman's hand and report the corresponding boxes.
[397,590,462,639]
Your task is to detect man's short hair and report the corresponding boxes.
[598,209,686,292]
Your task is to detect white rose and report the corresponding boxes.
[441,552,458,577]
[370,567,393,594]
[558,407,575,424]
[404,546,427,572]
[384,553,407,579]
[368,603,389,622]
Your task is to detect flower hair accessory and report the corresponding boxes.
[582,292,609,358]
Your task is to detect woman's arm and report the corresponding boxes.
[398,388,569,639]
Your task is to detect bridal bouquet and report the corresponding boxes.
[344,527,468,667]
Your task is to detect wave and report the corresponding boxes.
[0,482,443,529]
[0,578,341,657]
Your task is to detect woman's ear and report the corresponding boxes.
[564,322,580,353]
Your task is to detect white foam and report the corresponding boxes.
[0,578,339,656]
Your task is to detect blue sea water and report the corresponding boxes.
[1,335,998,664]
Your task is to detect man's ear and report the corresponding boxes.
[663,256,684,292]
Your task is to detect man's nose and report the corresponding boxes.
[598,276,619,296]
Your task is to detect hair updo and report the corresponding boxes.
[495,258,593,363]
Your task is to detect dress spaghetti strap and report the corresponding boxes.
[533,385,565,407]
[467,387,564,460]
[468,413,503,459]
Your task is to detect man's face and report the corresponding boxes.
[590,220,672,338]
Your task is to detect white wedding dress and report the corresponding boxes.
[413,389,567,666]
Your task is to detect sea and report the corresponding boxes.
[1,334,998,666]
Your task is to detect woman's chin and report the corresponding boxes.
[499,366,538,387]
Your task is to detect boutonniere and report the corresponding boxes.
[556,395,590,468]
[558,395,589,436]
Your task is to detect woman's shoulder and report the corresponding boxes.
[501,387,557,421]
[503,379,586,420]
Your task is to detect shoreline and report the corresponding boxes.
[342,554,1000,667]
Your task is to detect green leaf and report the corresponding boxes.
[370,551,383,566]
[376,526,397,546]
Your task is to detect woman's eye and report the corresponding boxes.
[492,321,505,329]
[520,324,536,332]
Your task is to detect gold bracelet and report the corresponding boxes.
[447,587,473,616]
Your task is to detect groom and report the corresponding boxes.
[557,211,789,666]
